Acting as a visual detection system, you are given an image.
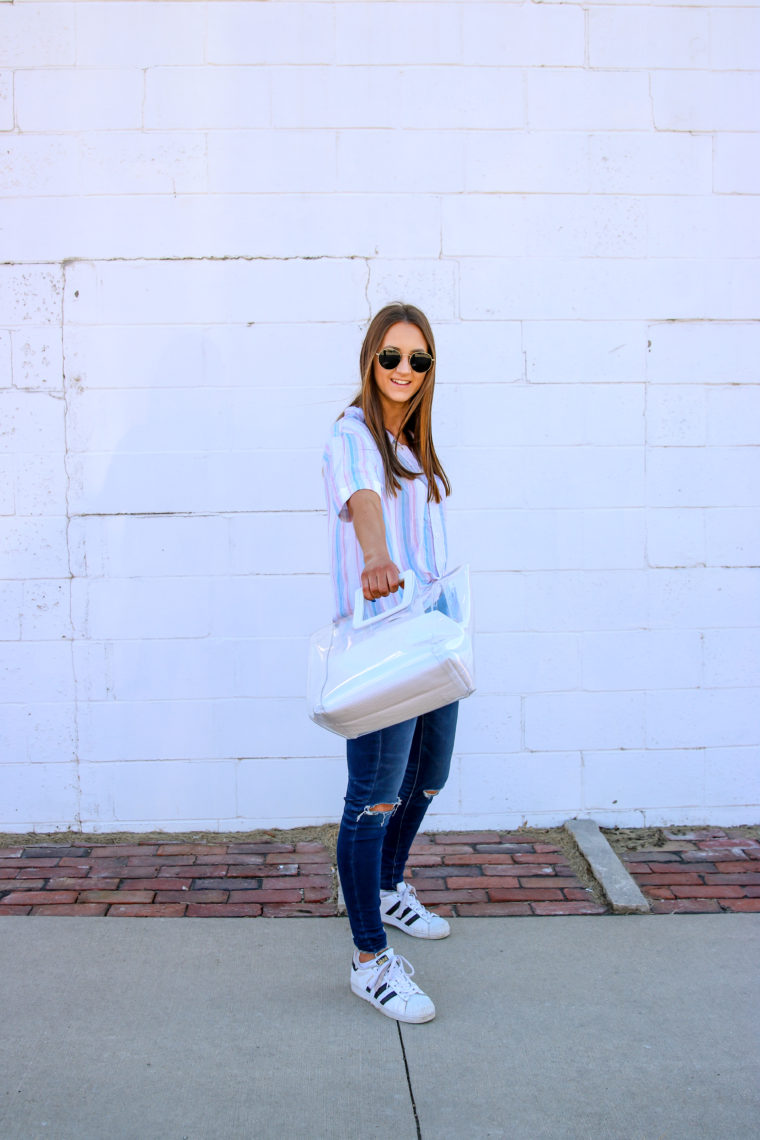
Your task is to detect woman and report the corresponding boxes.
[322,302,458,1024]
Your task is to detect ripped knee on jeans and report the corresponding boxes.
[423,789,440,801]
[356,799,401,824]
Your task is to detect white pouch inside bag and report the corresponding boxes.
[306,564,476,739]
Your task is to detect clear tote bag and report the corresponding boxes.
[307,564,475,739]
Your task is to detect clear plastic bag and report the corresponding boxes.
[307,564,475,739]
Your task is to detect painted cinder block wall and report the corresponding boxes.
[1,0,758,833]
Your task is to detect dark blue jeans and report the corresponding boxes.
[337,701,459,953]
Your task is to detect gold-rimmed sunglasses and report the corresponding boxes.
[376,348,434,374]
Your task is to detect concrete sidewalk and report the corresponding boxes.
[1,916,758,1140]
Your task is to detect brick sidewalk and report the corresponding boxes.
[0,828,757,916]
[616,828,760,914]
[406,832,605,916]
[0,840,335,917]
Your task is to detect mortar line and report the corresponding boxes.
[396,1022,423,1140]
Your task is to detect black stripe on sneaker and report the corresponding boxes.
[404,913,420,926]
[379,990,397,1006]
[386,900,401,916]
[375,983,387,998]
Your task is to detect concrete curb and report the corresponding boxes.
[335,868,347,916]
[565,818,651,914]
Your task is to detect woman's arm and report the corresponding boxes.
[347,489,401,601]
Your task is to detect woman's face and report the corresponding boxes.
[372,321,429,426]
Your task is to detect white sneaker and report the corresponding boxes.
[380,881,451,940]
[350,948,436,1024]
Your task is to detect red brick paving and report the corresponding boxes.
[406,832,606,916]
[0,828,757,917]
[617,828,760,914]
[0,841,336,917]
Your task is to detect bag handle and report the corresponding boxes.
[352,570,415,630]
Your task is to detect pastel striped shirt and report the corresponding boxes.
[322,406,449,620]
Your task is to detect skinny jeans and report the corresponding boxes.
[336,701,458,954]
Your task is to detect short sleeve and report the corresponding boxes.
[323,424,384,521]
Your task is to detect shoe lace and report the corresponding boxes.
[377,953,420,996]
[399,882,432,919]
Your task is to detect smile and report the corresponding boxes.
[391,378,411,387]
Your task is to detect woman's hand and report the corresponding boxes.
[361,555,401,602]
[347,489,402,602]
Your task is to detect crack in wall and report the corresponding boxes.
[55,254,371,265]
[61,259,82,830]
[363,257,371,319]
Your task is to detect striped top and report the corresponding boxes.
[322,406,448,620]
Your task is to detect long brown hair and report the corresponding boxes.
[348,302,451,504]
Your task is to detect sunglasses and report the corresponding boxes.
[376,347,434,374]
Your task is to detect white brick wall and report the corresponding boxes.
[2,0,758,833]
[589,8,709,69]
[714,135,760,193]
[0,5,75,69]
[653,71,760,131]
